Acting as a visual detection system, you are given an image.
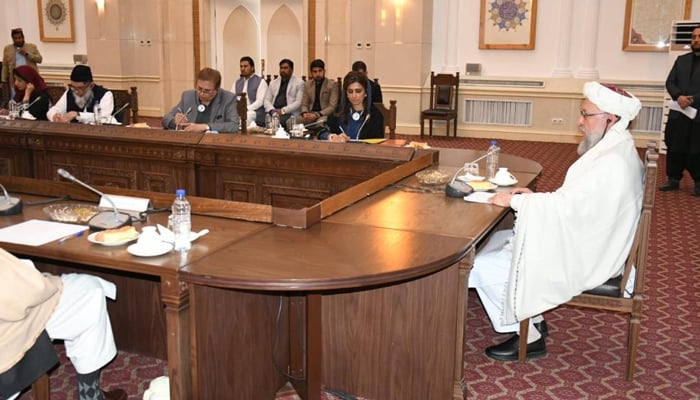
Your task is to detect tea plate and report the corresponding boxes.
[88,231,139,247]
[127,242,173,257]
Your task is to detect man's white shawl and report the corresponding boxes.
[502,83,644,325]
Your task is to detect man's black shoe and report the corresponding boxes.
[534,320,549,338]
[659,180,680,191]
[485,334,547,361]
[693,185,700,197]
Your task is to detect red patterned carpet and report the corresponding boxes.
[18,136,700,399]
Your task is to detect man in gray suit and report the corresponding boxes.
[162,67,239,133]
[662,25,700,196]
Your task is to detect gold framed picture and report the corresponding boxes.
[37,0,75,42]
[623,0,692,51]
[479,0,538,50]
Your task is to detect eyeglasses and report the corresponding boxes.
[580,110,607,119]
[69,83,91,93]
[196,86,215,95]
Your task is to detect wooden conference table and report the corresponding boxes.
[0,147,541,400]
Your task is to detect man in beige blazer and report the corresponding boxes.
[300,59,338,127]
[1,28,43,105]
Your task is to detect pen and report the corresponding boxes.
[57,231,85,244]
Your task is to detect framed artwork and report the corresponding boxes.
[37,0,75,42]
[623,0,692,51]
[479,0,538,50]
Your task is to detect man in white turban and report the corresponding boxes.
[468,82,644,360]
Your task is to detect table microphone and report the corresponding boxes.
[0,183,22,215]
[110,102,129,122]
[56,168,132,230]
[444,151,492,198]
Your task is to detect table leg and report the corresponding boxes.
[161,275,192,400]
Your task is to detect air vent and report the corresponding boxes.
[463,99,532,126]
[634,105,663,133]
[461,79,545,88]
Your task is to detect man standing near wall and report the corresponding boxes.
[1,28,43,106]
[662,25,700,196]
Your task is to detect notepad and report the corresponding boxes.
[0,220,89,246]
[358,138,387,144]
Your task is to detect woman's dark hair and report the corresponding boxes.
[338,70,370,124]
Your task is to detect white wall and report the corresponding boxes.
[0,0,87,66]
[431,0,700,82]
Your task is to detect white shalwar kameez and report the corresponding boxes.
[469,82,644,339]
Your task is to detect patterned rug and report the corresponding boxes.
[18,136,700,399]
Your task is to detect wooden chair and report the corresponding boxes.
[237,92,247,133]
[45,85,66,106]
[420,71,459,138]
[111,86,139,124]
[518,142,659,381]
[374,100,397,139]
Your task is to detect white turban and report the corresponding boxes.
[583,81,641,124]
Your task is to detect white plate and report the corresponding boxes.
[489,178,518,187]
[456,173,485,182]
[127,242,173,257]
[88,231,139,246]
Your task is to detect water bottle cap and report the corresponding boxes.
[176,189,186,196]
[490,140,497,145]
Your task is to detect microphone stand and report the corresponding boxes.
[0,183,22,215]
[444,150,492,198]
[110,102,129,123]
[56,169,132,230]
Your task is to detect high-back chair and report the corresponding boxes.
[373,100,397,139]
[420,71,459,138]
[111,86,139,124]
[518,142,659,381]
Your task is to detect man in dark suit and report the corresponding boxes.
[162,67,239,133]
[352,60,382,104]
[662,25,700,196]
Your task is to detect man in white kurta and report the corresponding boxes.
[469,82,644,361]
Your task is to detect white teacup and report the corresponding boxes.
[137,226,161,247]
[494,167,515,183]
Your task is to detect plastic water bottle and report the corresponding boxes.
[94,100,102,125]
[486,140,500,180]
[171,189,191,251]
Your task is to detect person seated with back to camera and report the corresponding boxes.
[46,64,114,124]
[317,71,384,143]
[162,67,239,133]
[0,248,127,400]
[0,65,50,120]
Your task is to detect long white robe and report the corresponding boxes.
[502,122,643,325]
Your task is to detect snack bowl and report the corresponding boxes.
[43,204,100,224]
[415,169,450,186]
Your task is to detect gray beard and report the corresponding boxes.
[74,90,94,109]
[577,131,604,155]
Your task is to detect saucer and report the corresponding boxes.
[489,177,518,186]
[127,242,173,257]
[88,231,139,247]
